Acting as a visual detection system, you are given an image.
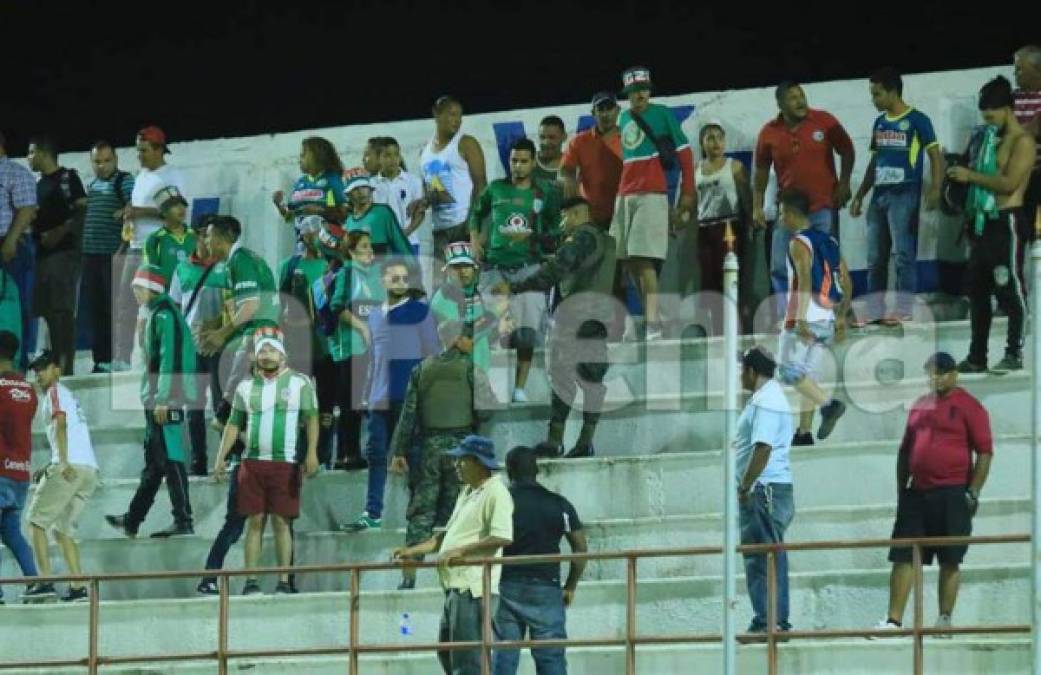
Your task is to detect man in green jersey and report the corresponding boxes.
[143,185,195,290]
[200,216,280,429]
[470,138,561,403]
[105,263,197,538]
[213,326,319,595]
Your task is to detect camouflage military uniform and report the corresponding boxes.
[390,348,496,546]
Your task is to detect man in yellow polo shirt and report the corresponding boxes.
[393,435,514,675]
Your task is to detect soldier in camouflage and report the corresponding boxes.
[388,320,498,590]
[496,196,616,459]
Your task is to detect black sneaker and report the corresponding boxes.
[150,522,195,538]
[335,456,368,471]
[104,514,138,539]
[792,431,815,447]
[817,399,847,440]
[274,582,297,594]
[61,586,89,603]
[22,583,57,603]
[957,359,987,374]
[993,353,1023,373]
[242,579,262,596]
[564,444,595,459]
[197,580,219,596]
[191,463,209,477]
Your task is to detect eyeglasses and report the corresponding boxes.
[385,275,409,283]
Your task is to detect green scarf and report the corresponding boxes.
[966,125,1000,236]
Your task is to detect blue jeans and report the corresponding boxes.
[0,476,38,599]
[770,210,835,315]
[364,402,402,519]
[0,236,37,368]
[865,185,920,319]
[492,580,568,675]
[740,483,794,630]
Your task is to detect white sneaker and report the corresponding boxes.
[645,327,664,342]
[934,614,953,639]
[512,389,529,404]
[867,618,902,639]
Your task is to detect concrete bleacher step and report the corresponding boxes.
[6,640,1031,675]
[2,497,1028,600]
[2,565,1030,663]
[21,435,1031,542]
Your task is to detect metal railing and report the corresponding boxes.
[0,533,1029,674]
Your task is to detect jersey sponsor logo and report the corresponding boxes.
[622,121,645,150]
[874,130,908,148]
[10,388,32,403]
[501,213,530,234]
[292,188,326,202]
[0,378,30,388]
[3,458,31,472]
[235,281,259,291]
[812,130,825,142]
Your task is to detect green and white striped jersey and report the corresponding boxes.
[229,369,318,463]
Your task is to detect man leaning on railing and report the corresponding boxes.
[393,435,514,675]
[875,352,993,635]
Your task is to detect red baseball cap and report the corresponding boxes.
[137,126,170,153]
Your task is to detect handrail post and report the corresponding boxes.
[912,544,924,675]
[722,226,740,675]
[767,550,778,675]
[626,555,638,675]
[1031,211,1041,675]
[482,563,493,675]
[218,573,229,675]
[88,578,100,675]
[349,569,360,675]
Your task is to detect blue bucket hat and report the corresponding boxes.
[446,435,501,471]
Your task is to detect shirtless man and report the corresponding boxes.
[947,76,1038,373]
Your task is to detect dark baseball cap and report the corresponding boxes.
[591,91,618,110]
[924,352,958,373]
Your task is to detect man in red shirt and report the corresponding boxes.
[875,352,992,634]
[753,81,855,307]
[562,92,623,228]
[0,330,44,603]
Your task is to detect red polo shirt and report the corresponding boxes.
[754,109,854,213]
[0,371,38,483]
[899,387,992,491]
[561,127,623,226]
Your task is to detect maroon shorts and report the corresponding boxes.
[237,460,301,519]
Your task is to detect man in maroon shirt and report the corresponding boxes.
[875,352,993,634]
[0,330,44,603]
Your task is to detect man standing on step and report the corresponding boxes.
[776,189,850,446]
[393,435,514,675]
[212,327,319,595]
[0,330,44,604]
[105,263,196,539]
[389,320,497,590]
[25,350,99,603]
[947,76,1037,374]
[493,445,588,675]
[496,197,614,458]
[875,352,992,635]
[735,347,795,635]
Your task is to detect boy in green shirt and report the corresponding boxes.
[143,185,196,290]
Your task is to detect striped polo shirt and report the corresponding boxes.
[84,171,134,255]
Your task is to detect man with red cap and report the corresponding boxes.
[113,126,187,371]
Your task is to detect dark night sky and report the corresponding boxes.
[2,0,1035,155]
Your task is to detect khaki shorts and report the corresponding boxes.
[27,464,99,536]
[610,193,670,260]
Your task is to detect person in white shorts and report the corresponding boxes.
[24,350,100,603]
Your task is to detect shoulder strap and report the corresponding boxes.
[184,262,217,319]
[630,110,666,156]
[112,171,128,207]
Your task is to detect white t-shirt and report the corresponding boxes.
[40,383,98,469]
[734,379,793,485]
[373,171,426,245]
[129,164,187,249]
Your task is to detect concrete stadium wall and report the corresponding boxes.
[41,64,1010,283]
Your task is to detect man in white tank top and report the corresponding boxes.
[420,96,487,280]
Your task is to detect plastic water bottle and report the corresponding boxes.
[399,613,412,636]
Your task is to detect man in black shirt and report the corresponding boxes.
[28,135,86,375]
[492,446,588,675]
